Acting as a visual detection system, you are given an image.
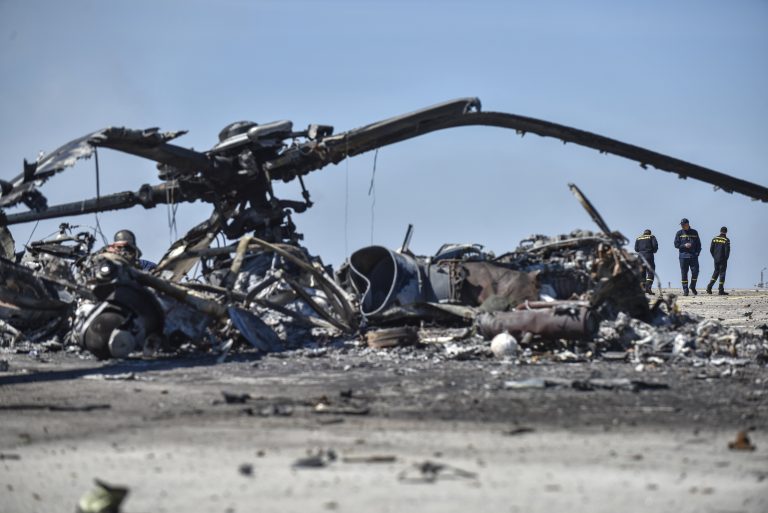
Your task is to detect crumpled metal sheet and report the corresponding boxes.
[0,257,69,329]
[0,227,14,259]
[459,261,539,308]
[227,306,283,353]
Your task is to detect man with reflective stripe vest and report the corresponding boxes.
[673,218,701,296]
[634,229,658,293]
[707,226,730,295]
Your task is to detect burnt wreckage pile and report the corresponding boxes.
[0,98,766,364]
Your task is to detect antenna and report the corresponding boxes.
[399,224,414,254]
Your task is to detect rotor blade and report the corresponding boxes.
[0,127,206,210]
[430,111,768,202]
[97,128,212,173]
[264,98,481,180]
[267,102,768,202]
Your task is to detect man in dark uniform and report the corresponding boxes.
[634,229,658,293]
[673,218,701,296]
[105,230,157,271]
[707,226,730,295]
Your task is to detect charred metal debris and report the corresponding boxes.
[1,98,766,366]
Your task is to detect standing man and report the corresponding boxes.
[707,226,730,295]
[674,218,701,296]
[634,229,658,293]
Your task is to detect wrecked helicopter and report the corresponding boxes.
[1,97,766,360]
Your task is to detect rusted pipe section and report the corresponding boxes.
[515,300,590,310]
[476,307,597,341]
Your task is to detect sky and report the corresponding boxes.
[1,0,766,287]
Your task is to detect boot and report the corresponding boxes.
[683,289,689,297]
[706,283,713,294]
[690,286,698,296]
[718,288,729,296]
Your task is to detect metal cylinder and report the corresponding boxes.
[476,307,597,341]
[348,246,426,316]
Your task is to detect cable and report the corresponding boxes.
[368,149,378,245]
[344,134,350,256]
[24,220,40,247]
[93,148,109,247]
[166,184,178,243]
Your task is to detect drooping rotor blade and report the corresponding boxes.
[0,127,211,210]
[267,100,768,202]
[430,111,768,202]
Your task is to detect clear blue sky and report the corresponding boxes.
[1,0,766,287]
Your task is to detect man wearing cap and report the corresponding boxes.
[707,227,730,295]
[634,229,658,293]
[105,230,156,271]
[674,218,701,296]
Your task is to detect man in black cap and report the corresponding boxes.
[707,226,730,295]
[674,218,701,296]
[105,230,156,271]
[634,229,658,293]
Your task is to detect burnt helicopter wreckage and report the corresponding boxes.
[1,97,766,360]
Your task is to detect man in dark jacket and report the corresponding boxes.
[634,229,658,293]
[707,226,730,295]
[104,229,157,271]
[673,218,701,296]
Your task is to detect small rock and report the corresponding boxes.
[238,463,253,476]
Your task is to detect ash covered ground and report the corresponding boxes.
[1,290,767,513]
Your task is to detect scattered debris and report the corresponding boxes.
[292,449,337,469]
[728,431,757,451]
[76,479,129,513]
[398,460,478,483]
[342,455,397,464]
[366,326,418,349]
[503,377,668,392]
[220,391,251,404]
[490,332,518,359]
[238,463,254,476]
[82,373,143,381]
[257,404,294,417]
[0,403,111,412]
[316,417,345,426]
[306,391,371,416]
[501,427,536,436]
[313,402,370,416]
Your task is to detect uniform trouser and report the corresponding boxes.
[679,256,699,290]
[639,253,655,289]
[709,261,727,289]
